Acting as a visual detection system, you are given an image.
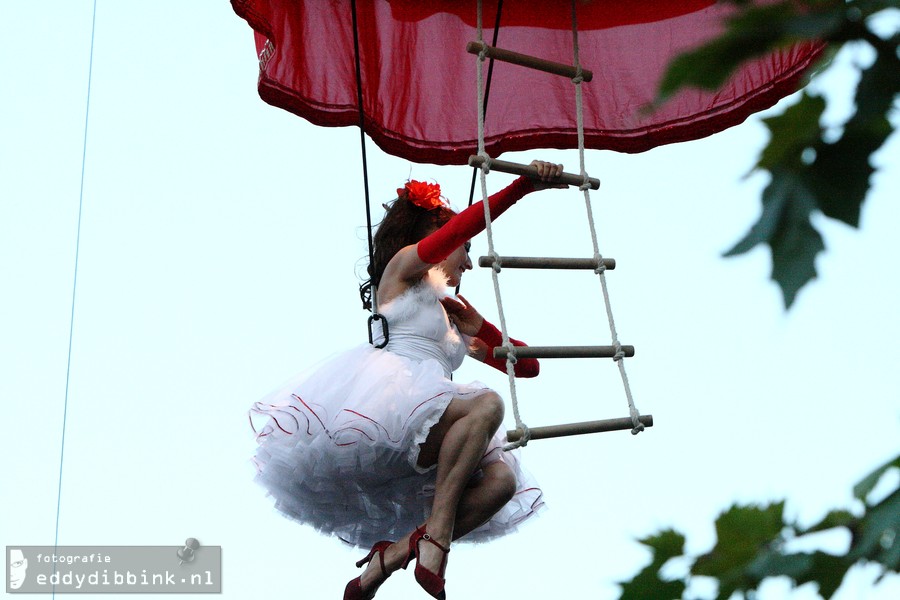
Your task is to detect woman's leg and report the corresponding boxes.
[413,392,507,574]
[355,460,516,589]
[356,393,512,590]
[452,460,517,539]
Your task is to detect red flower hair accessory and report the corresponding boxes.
[397,180,447,210]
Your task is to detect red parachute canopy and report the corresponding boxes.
[231,0,823,165]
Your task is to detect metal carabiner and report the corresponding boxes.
[367,313,389,349]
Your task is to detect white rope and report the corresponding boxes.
[570,1,644,434]
[475,0,644,448]
[475,0,530,450]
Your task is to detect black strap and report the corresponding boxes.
[351,0,388,345]
[466,0,505,210]
[459,0,504,298]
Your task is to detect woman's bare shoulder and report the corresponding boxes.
[378,244,430,304]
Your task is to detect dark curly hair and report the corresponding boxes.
[359,196,456,310]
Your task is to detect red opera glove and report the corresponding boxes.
[417,177,534,264]
[475,319,540,378]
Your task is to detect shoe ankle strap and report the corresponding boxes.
[420,532,450,554]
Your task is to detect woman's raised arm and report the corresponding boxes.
[380,161,563,299]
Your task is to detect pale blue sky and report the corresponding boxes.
[1,2,898,598]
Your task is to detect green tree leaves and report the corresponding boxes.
[848,455,900,572]
[658,0,899,307]
[614,4,899,594]
[618,530,687,600]
[724,164,825,307]
[692,503,788,599]
[616,454,900,599]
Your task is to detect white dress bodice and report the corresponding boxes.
[372,270,467,377]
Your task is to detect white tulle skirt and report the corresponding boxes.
[249,344,544,548]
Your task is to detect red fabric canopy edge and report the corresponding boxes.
[232,0,825,165]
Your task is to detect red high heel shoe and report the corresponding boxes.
[343,540,393,600]
[401,525,450,600]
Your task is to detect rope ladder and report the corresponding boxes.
[472,0,653,450]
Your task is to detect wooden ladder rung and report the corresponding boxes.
[466,41,593,82]
[492,345,635,359]
[507,415,654,442]
[478,256,616,270]
[468,155,600,190]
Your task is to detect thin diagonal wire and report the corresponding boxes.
[570,0,643,434]
[54,1,97,595]
[475,0,529,450]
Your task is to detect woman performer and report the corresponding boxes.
[249,161,564,599]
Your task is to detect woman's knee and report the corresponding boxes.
[417,392,505,467]
[473,392,505,429]
[484,461,517,505]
